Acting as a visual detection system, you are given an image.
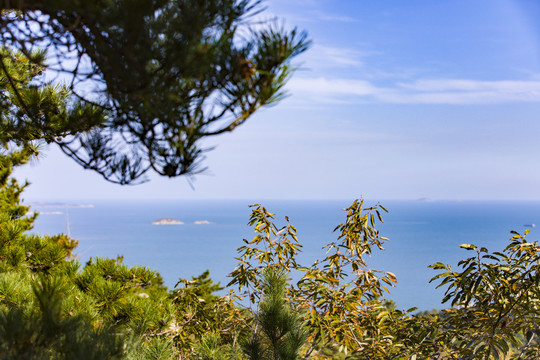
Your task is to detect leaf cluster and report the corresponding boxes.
[426,231,540,359]
[171,270,247,358]
[228,199,399,359]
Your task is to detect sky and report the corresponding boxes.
[13,0,540,201]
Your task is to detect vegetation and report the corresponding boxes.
[2,1,540,359]
[3,146,540,358]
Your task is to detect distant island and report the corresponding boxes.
[152,218,184,225]
[194,220,212,225]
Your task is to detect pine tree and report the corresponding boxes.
[0,276,128,360]
[244,268,307,360]
[0,150,130,358]
[0,0,310,184]
[0,47,105,146]
[0,148,177,358]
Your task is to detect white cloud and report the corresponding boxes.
[288,77,378,96]
[303,44,367,68]
[398,79,540,93]
[286,77,540,104]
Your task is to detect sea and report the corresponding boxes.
[28,199,540,311]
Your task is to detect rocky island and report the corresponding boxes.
[151,218,184,225]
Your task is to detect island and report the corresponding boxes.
[194,220,212,225]
[151,218,184,225]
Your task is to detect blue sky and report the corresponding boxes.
[14,0,540,200]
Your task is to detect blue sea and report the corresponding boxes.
[29,199,540,311]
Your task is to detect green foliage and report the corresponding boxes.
[229,200,399,359]
[0,148,77,276]
[192,332,243,360]
[130,337,175,360]
[293,200,397,358]
[0,275,127,360]
[0,145,37,233]
[0,150,177,358]
[427,230,540,359]
[1,0,310,184]
[228,202,540,359]
[74,256,172,333]
[243,268,307,360]
[4,153,540,359]
[229,204,303,303]
[171,270,246,358]
[0,47,104,148]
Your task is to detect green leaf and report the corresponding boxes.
[375,210,383,223]
[428,262,447,270]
